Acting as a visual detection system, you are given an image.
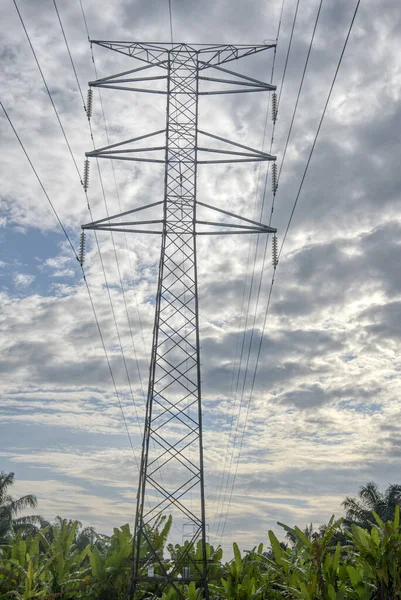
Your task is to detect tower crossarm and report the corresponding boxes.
[91,41,276,68]
[82,200,276,236]
[198,63,276,94]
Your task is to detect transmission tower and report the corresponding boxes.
[82,41,277,599]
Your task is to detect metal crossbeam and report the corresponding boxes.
[82,41,277,600]
[91,41,276,68]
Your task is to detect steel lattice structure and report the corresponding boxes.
[82,41,277,600]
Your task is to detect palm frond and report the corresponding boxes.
[7,495,38,515]
[359,481,382,509]
[0,473,15,504]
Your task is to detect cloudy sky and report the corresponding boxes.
[1,0,401,557]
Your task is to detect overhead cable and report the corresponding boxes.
[218,0,361,541]
[78,1,174,515]
[278,0,324,183]
[221,0,363,540]
[212,56,277,536]
[277,0,301,110]
[52,0,86,110]
[214,0,288,538]
[279,0,361,257]
[12,0,142,457]
[1,101,139,469]
[168,0,174,44]
[50,0,146,420]
[88,45,147,391]
[12,0,83,184]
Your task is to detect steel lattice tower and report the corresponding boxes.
[82,41,277,599]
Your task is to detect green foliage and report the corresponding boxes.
[0,520,90,599]
[267,518,357,599]
[210,542,282,600]
[0,472,38,544]
[343,481,401,530]
[1,473,401,599]
[347,505,401,599]
[265,508,401,600]
[167,538,222,582]
[85,523,133,599]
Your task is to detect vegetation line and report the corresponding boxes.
[1,472,400,598]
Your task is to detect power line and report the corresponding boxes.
[79,0,149,360]
[13,0,144,455]
[221,0,312,538]
[79,0,147,367]
[212,70,276,537]
[168,0,174,44]
[52,0,86,110]
[215,0,294,538]
[1,101,78,260]
[47,0,146,430]
[278,0,324,183]
[82,275,140,467]
[212,105,273,533]
[279,0,361,257]
[234,0,325,438]
[78,74,145,428]
[12,0,83,184]
[218,268,276,543]
[220,0,362,537]
[215,146,276,540]
[1,100,139,467]
[78,0,90,40]
[226,0,297,461]
[277,0,301,110]
[79,5,173,518]
[214,0,288,538]
[88,47,147,393]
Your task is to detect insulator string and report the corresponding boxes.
[271,162,278,193]
[79,231,86,266]
[272,234,278,267]
[86,88,93,119]
[271,91,278,123]
[83,159,90,191]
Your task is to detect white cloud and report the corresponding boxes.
[11,479,136,534]
[13,273,35,288]
[1,0,401,554]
